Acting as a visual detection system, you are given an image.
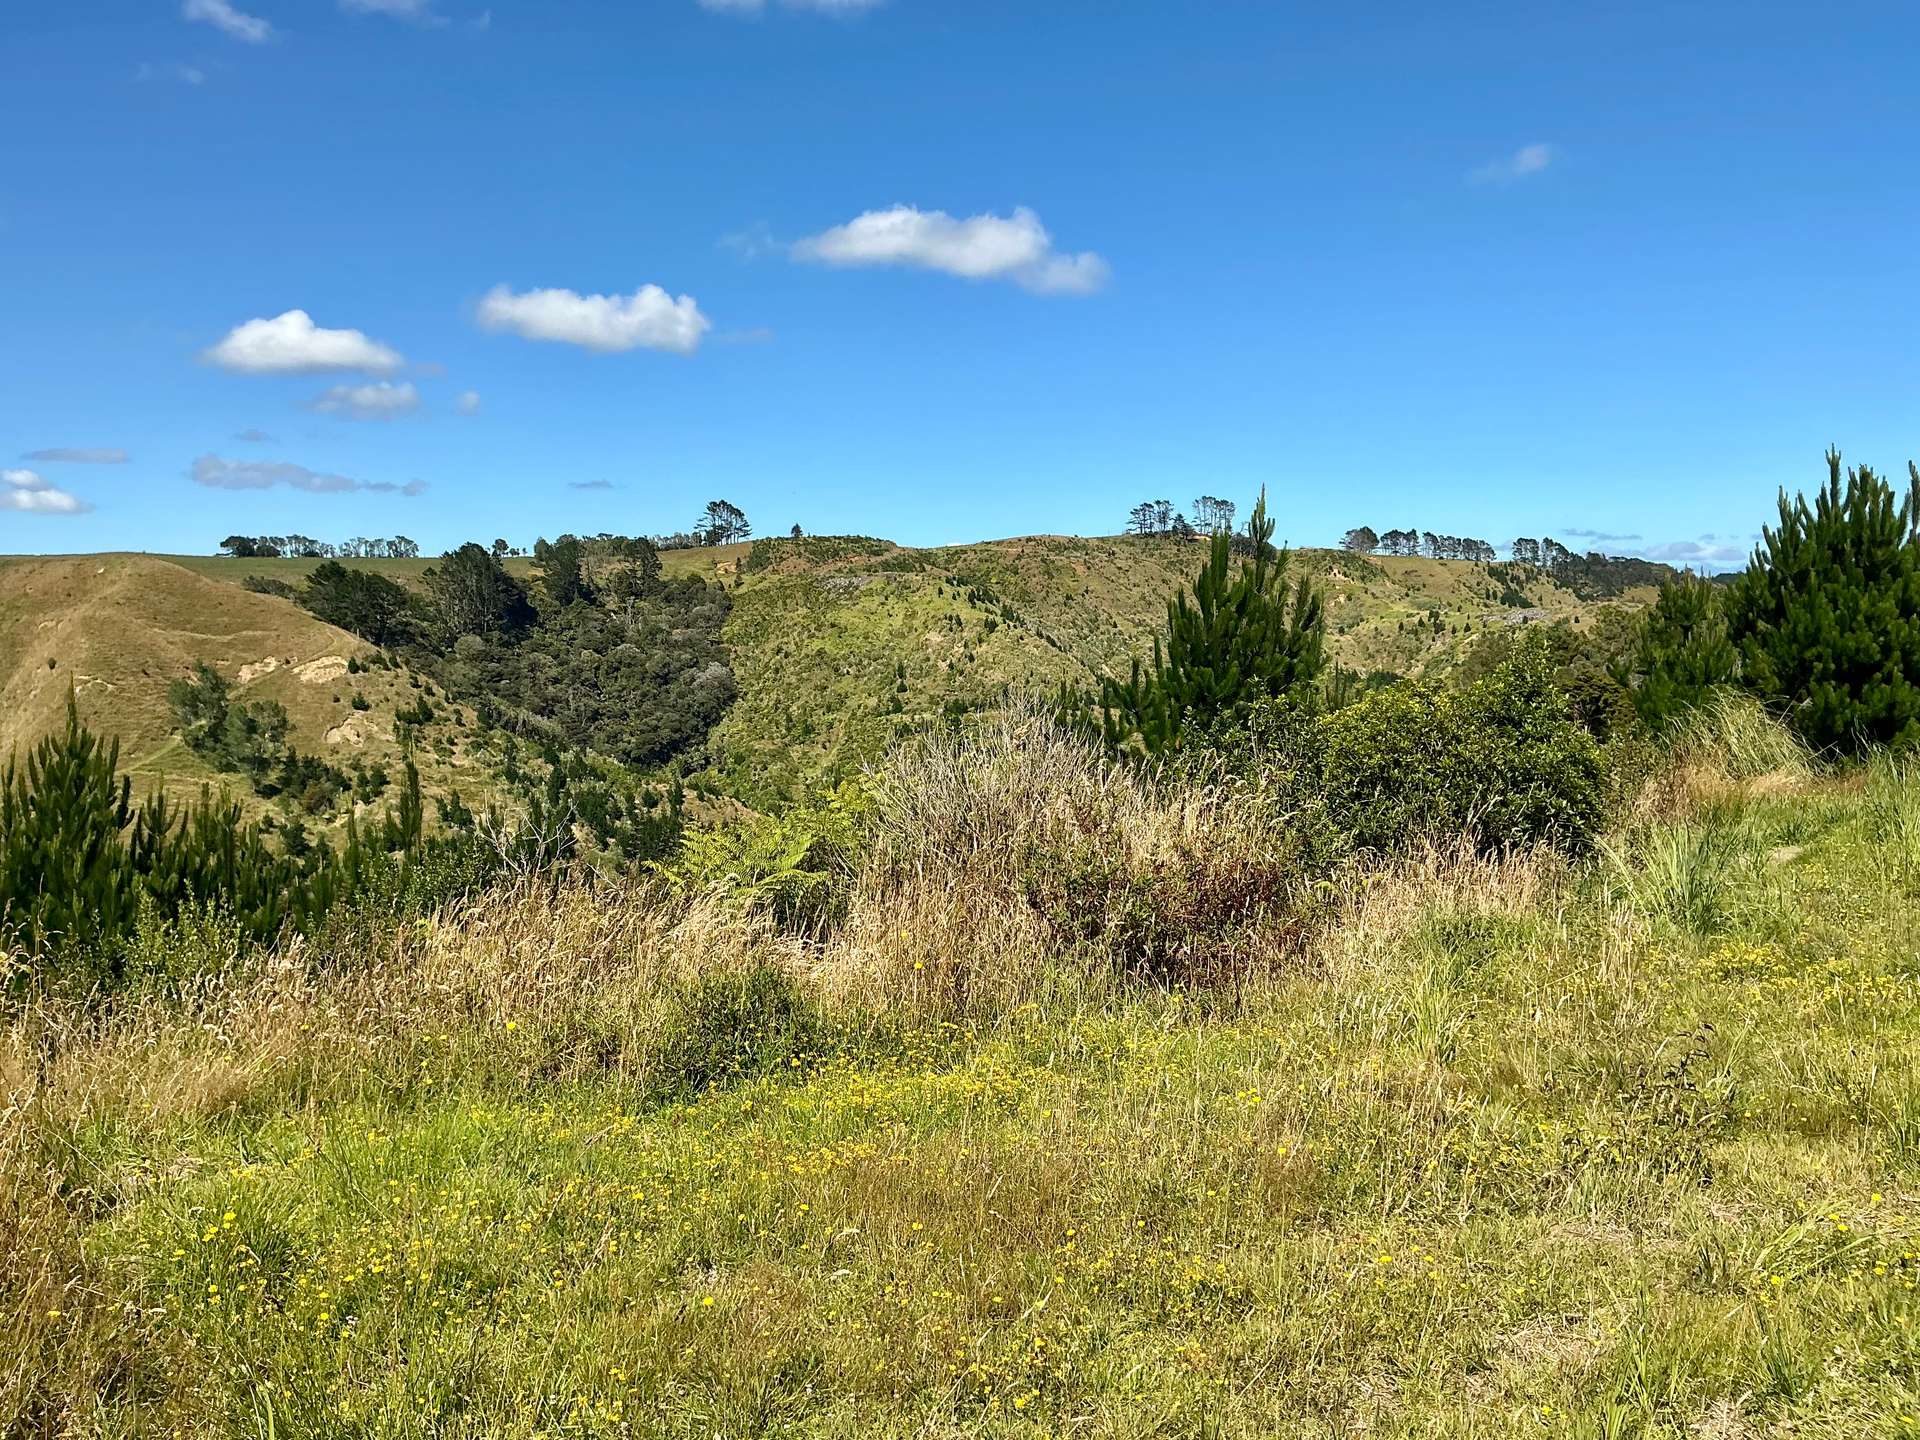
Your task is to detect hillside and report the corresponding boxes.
[702,534,1656,799]
[0,555,499,830]
[3,538,1657,809]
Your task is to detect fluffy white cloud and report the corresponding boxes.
[1471,143,1555,184]
[182,0,272,44]
[456,390,483,416]
[22,447,128,464]
[204,310,405,375]
[793,205,1110,295]
[700,0,884,12]
[340,0,446,23]
[311,380,421,421]
[476,284,711,354]
[2,469,92,515]
[191,454,426,496]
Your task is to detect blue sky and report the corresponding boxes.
[3,0,1917,567]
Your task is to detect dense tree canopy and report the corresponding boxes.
[1728,448,1920,751]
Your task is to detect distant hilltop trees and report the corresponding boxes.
[1340,527,1498,563]
[1341,525,1678,598]
[1124,495,1237,538]
[220,534,421,559]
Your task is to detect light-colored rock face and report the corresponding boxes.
[297,655,350,686]
[324,719,366,747]
[237,656,283,684]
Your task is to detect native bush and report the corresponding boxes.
[1316,635,1609,855]
[665,783,870,930]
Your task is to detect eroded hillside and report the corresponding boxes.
[0,555,497,829]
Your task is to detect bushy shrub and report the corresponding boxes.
[666,783,870,930]
[1316,635,1609,855]
[651,963,825,1100]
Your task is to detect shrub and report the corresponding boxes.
[665,783,870,930]
[1631,572,1737,731]
[651,963,825,1100]
[1317,635,1609,855]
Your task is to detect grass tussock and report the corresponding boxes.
[5,715,1920,1436]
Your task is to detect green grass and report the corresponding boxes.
[7,537,1649,805]
[9,761,1920,1436]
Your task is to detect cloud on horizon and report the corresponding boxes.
[477,284,711,354]
[137,61,207,85]
[1471,142,1555,185]
[568,479,615,490]
[699,0,884,15]
[205,310,406,375]
[2,469,93,515]
[182,0,272,44]
[191,454,427,496]
[340,0,448,25]
[311,380,422,421]
[1642,538,1749,571]
[1563,526,1642,544]
[793,205,1109,295]
[22,447,129,465]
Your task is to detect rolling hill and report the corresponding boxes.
[0,554,501,830]
[2,536,1660,808]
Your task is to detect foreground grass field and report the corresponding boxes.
[5,721,1919,1437]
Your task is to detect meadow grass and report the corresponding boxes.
[4,725,1919,1437]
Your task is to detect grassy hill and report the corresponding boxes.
[703,534,1655,800]
[3,537,1656,808]
[0,554,501,831]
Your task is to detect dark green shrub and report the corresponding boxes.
[1317,635,1609,854]
[1631,572,1737,731]
[652,964,825,1100]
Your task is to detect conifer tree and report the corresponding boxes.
[1631,571,1737,730]
[1728,448,1920,751]
[1099,490,1325,754]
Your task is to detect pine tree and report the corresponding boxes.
[1631,571,1737,730]
[1098,490,1325,755]
[1728,448,1920,751]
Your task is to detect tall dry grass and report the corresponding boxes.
[820,706,1318,1012]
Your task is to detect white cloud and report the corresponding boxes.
[311,380,421,421]
[1471,143,1555,185]
[191,454,426,496]
[793,205,1110,295]
[700,0,884,13]
[22,448,129,464]
[182,0,273,44]
[234,428,277,443]
[137,61,207,85]
[1643,538,1748,571]
[340,0,447,24]
[204,310,405,375]
[2,469,92,515]
[476,284,711,354]
[456,390,483,416]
